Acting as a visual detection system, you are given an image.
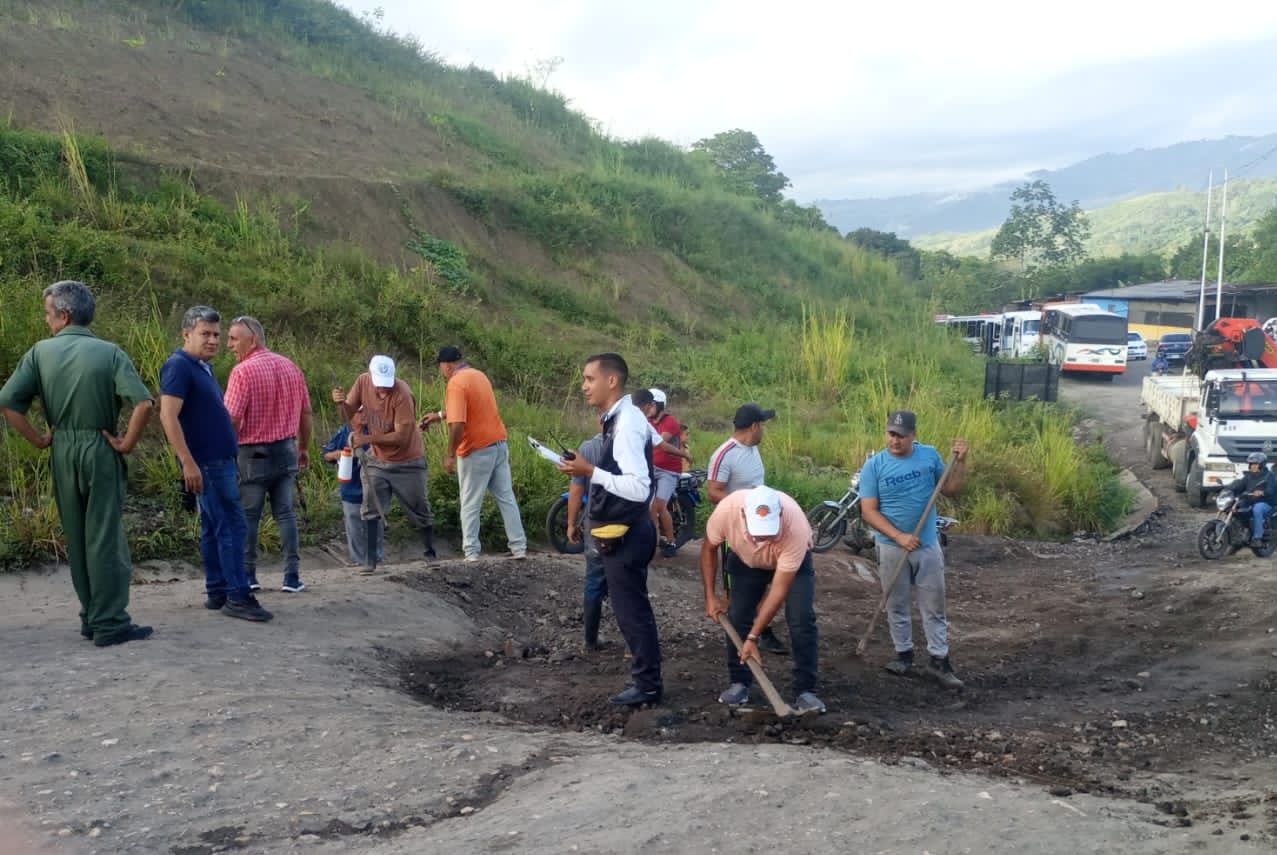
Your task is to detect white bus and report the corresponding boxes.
[936,314,1000,353]
[1041,303,1128,378]
[1000,310,1042,358]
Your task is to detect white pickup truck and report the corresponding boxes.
[1141,368,1277,506]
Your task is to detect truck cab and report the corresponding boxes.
[1179,370,1277,505]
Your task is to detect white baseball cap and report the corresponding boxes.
[744,485,782,537]
[650,388,667,405]
[369,354,396,388]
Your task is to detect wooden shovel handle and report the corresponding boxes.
[717,613,793,718]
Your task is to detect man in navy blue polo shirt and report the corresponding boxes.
[158,306,272,622]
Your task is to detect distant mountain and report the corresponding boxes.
[816,134,1277,238]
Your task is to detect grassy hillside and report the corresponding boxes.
[914,177,1277,259]
[0,0,1129,565]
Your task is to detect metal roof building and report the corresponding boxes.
[1080,279,1277,337]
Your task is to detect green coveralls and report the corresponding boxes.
[0,326,153,640]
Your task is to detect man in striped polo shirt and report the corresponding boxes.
[706,402,786,654]
[225,316,313,593]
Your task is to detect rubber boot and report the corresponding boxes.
[360,518,379,575]
[422,525,437,560]
[583,597,603,650]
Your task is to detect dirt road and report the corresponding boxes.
[1,360,1274,853]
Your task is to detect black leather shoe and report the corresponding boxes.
[608,685,662,706]
[757,627,788,655]
[80,626,93,641]
[94,624,154,647]
[205,595,227,610]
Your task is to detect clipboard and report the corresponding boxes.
[527,436,564,466]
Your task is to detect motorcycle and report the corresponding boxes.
[1197,489,1277,559]
[806,465,957,553]
[546,468,708,554]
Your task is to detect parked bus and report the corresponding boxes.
[1000,310,1042,358]
[1040,303,1128,377]
[936,314,1000,353]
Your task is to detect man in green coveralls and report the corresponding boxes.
[0,281,155,646]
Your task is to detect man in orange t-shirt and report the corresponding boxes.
[345,354,436,562]
[421,345,527,561]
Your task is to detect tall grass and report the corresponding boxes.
[800,304,853,397]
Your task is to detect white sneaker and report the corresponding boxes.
[509,550,528,560]
[464,554,480,563]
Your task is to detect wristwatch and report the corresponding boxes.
[746,633,760,642]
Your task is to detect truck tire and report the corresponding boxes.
[1185,460,1206,508]
[1146,420,1170,469]
[1169,439,1188,492]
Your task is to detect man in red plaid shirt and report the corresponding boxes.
[225,316,313,593]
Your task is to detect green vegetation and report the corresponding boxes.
[915,177,1277,260]
[0,0,1131,566]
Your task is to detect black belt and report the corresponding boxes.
[240,437,296,447]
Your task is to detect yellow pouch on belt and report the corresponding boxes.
[590,523,629,555]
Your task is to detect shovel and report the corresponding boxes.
[717,613,794,718]
[855,450,959,656]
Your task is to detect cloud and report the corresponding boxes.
[337,0,1277,200]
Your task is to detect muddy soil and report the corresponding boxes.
[390,360,1277,842]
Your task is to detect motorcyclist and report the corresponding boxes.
[1224,452,1277,548]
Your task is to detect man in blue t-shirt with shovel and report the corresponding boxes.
[859,409,968,689]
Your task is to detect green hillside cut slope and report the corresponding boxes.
[0,0,1128,564]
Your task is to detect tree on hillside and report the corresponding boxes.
[917,250,1019,312]
[690,129,790,204]
[1244,208,1277,281]
[990,180,1090,271]
[1032,253,1166,295]
[774,199,835,232]
[1168,232,1256,281]
[845,228,921,279]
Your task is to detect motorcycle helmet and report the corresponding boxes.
[1247,452,1268,465]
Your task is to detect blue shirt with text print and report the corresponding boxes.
[859,441,946,547]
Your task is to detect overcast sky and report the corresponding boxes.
[336,1,1277,202]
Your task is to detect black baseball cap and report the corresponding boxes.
[734,403,776,429]
[631,389,656,406]
[886,409,917,434]
[436,345,463,363]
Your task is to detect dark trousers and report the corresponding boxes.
[600,516,661,692]
[724,550,818,695]
[238,439,300,581]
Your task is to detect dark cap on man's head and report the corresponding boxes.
[734,403,777,429]
[886,409,917,434]
[436,345,463,363]
[631,388,655,407]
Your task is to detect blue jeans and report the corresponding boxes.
[238,440,300,582]
[584,544,608,603]
[199,457,251,602]
[457,440,527,558]
[342,500,384,565]
[1252,501,1272,540]
[724,550,818,695]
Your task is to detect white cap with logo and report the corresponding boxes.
[744,485,782,537]
[369,354,396,388]
[650,388,667,405]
